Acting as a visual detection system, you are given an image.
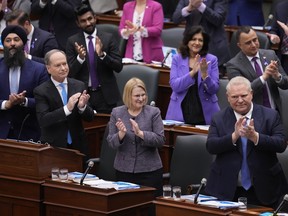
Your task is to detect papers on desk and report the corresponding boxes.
[198,200,241,209]
[163,120,184,126]
[74,178,140,190]
[195,125,210,131]
[182,194,217,203]
[69,172,98,182]
[260,213,288,216]
[122,58,144,65]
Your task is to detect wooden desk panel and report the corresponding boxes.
[154,197,232,216]
[43,180,155,216]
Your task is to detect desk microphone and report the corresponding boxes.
[161,49,172,67]
[80,161,94,185]
[273,194,288,215]
[194,178,207,204]
[263,14,273,30]
[17,113,30,142]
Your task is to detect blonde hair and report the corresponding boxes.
[123,78,148,109]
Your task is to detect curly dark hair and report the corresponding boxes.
[179,26,210,58]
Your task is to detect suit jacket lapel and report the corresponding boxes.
[239,52,257,79]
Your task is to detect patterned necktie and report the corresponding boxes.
[24,39,29,54]
[59,83,72,145]
[241,117,251,190]
[87,35,99,88]
[10,67,18,93]
[251,57,271,108]
[281,34,288,54]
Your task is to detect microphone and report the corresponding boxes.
[150,101,156,107]
[80,161,94,185]
[161,49,172,67]
[273,194,288,215]
[263,14,273,30]
[194,178,207,204]
[17,113,30,142]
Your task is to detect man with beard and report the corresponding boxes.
[66,3,123,114]
[0,25,49,141]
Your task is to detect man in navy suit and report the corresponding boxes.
[0,25,49,141]
[31,0,81,51]
[206,76,288,208]
[5,9,59,64]
[34,49,94,154]
[66,3,123,114]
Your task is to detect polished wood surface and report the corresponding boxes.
[154,197,232,216]
[154,197,273,216]
[0,139,83,180]
[0,139,84,216]
[43,179,155,216]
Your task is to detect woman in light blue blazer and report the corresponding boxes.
[165,26,220,125]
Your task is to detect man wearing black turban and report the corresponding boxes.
[0,25,49,141]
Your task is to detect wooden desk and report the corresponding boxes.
[154,197,232,216]
[154,197,273,216]
[0,139,83,216]
[43,180,155,216]
[230,206,273,216]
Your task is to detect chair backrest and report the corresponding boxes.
[278,148,288,181]
[114,64,160,105]
[216,79,229,110]
[96,24,126,57]
[161,28,185,48]
[279,88,288,138]
[169,135,214,194]
[95,125,117,181]
[229,30,271,58]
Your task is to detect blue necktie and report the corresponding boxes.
[241,117,251,190]
[10,68,19,93]
[87,35,99,88]
[59,83,72,145]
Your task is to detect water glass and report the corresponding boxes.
[51,167,59,180]
[59,168,68,181]
[172,186,181,200]
[163,185,172,198]
[238,197,247,210]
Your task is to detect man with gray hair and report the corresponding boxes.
[205,76,288,209]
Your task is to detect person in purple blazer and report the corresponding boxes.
[165,26,220,125]
[119,0,164,63]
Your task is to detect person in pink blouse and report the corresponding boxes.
[119,0,164,63]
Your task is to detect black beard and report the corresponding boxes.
[3,46,26,68]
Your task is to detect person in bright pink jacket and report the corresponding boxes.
[119,0,164,63]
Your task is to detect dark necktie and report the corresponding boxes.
[241,117,251,190]
[251,57,271,108]
[87,35,99,88]
[24,39,30,54]
[281,32,288,54]
[59,83,72,145]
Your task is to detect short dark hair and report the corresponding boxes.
[179,26,210,58]
[235,26,253,43]
[74,3,94,17]
[5,9,30,26]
